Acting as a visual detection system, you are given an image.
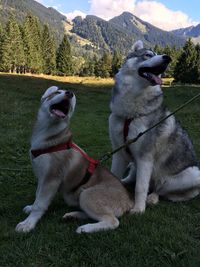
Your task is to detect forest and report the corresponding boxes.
[0,14,200,83]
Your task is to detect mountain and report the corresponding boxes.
[71,12,186,54]
[0,0,67,40]
[71,15,133,54]
[109,12,186,48]
[0,1,186,53]
[172,24,200,37]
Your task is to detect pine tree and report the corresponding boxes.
[195,44,200,83]
[0,23,3,41]
[111,50,123,77]
[80,55,98,76]
[0,23,4,70]
[154,44,163,54]
[174,39,198,83]
[95,52,112,78]
[56,35,73,76]
[72,56,85,76]
[42,24,56,74]
[23,14,43,73]
[1,16,25,73]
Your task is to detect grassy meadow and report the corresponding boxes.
[1,73,200,267]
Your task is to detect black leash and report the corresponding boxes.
[99,92,200,163]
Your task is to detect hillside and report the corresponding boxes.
[0,0,67,40]
[71,15,133,54]
[109,12,186,48]
[71,12,186,53]
[0,0,187,53]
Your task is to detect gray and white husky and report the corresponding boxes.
[109,40,200,213]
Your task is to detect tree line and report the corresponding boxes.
[0,14,123,77]
[0,14,199,83]
[154,39,200,84]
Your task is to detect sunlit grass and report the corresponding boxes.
[0,72,114,86]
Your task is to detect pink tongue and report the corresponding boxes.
[152,74,162,85]
[51,109,65,118]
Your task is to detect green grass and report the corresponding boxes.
[1,74,200,267]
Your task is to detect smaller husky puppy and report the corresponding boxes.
[15,86,134,234]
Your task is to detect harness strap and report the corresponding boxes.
[69,142,99,174]
[31,142,71,158]
[31,140,99,177]
[123,118,133,155]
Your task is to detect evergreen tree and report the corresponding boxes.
[0,23,3,41]
[111,50,123,77]
[161,45,178,78]
[1,16,25,73]
[154,44,163,54]
[42,24,56,74]
[72,56,85,76]
[0,23,4,69]
[174,39,198,83]
[23,14,43,73]
[195,44,200,83]
[80,55,98,76]
[95,52,112,78]
[56,35,73,76]
[162,45,172,77]
[170,45,182,78]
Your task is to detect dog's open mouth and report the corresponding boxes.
[50,99,70,118]
[138,64,168,86]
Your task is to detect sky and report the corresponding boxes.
[35,0,200,31]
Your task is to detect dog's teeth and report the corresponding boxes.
[143,72,148,77]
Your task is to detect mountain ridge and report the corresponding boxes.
[0,0,188,53]
[109,12,186,47]
[172,24,200,37]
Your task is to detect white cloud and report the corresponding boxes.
[52,4,62,10]
[64,10,87,20]
[134,1,198,30]
[35,0,44,3]
[87,0,198,30]
[89,0,136,20]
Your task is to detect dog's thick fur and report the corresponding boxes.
[109,40,200,213]
[15,86,133,233]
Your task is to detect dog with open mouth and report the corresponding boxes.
[109,40,200,214]
[15,86,134,233]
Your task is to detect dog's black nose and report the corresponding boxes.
[162,55,172,63]
[65,91,74,98]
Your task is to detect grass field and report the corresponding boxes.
[0,74,200,267]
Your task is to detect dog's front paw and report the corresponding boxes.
[130,205,145,214]
[23,205,33,214]
[146,193,159,205]
[76,224,94,234]
[15,219,35,233]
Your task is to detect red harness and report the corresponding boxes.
[123,118,133,155]
[31,141,99,175]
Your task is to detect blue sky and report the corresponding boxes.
[37,0,199,31]
[157,0,199,22]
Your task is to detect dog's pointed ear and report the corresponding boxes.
[41,86,59,101]
[131,40,144,52]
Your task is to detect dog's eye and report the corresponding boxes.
[145,53,153,58]
[56,91,62,94]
